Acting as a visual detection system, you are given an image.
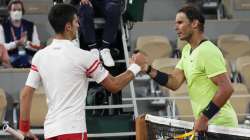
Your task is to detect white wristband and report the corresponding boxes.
[128,63,141,76]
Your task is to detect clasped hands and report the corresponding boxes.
[130,50,149,73]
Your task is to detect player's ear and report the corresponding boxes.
[65,22,72,32]
[192,19,199,30]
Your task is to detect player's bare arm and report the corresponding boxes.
[210,73,234,107]
[194,72,234,132]
[19,86,38,140]
[20,86,35,122]
[101,70,135,93]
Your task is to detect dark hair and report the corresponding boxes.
[48,4,77,34]
[178,5,205,32]
[8,0,25,14]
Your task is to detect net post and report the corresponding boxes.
[135,114,148,140]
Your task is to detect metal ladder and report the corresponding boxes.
[85,2,138,138]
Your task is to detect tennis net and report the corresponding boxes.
[144,114,250,140]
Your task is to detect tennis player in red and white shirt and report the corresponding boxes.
[19,4,142,140]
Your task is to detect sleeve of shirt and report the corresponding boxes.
[0,25,17,50]
[201,47,227,78]
[85,53,109,83]
[73,47,109,83]
[176,49,185,70]
[176,57,183,70]
[85,58,109,83]
[25,53,41,88]
[176,45,189,70]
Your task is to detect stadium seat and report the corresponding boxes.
[230,83,250,123]
[234,0,250,10]
[23,1,51,14]
[222,0,250,19]
[217,36,250,82]
[218,40,250,62]
[234,0,250,19]
[30,86,48,127]
[236,56,250,82]
[237,63,250,92]
[0,88,7,125]
[217,34,249,46]
[236,56,250,74]
[225,59,232,77]
[0,68,29,101]
[168,83,194,122]
[136,35,173,64]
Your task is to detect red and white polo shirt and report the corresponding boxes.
[26,39,108,139]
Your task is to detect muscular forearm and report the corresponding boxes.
[147,67,183,90]
[211,85,233,108]
[202,74,233,120]
[102,70,135,93]
[112,70,135,93]
[210,73,234,108]
[166,75,183,90]
[195,77,233,132]
[20,87,34,121]
[200,87,233,121]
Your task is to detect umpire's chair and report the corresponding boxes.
[76,0,128,115]
[64,0,138,138]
